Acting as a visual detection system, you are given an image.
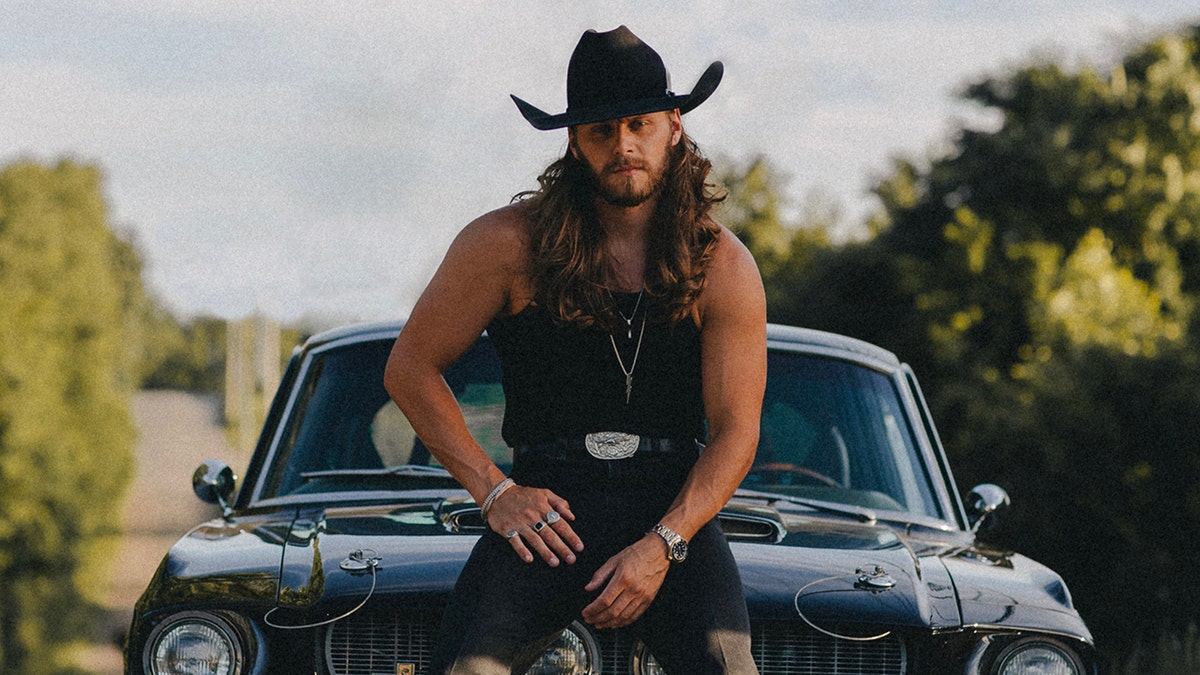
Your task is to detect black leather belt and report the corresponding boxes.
[517,435,699,460]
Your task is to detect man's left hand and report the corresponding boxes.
[581,535,670,629]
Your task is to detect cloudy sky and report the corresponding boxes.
[4,2,1198,324]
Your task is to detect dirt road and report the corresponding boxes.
[81,390,240,673]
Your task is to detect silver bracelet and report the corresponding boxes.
[480,477,516,522]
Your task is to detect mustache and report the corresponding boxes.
[603,159,647,174]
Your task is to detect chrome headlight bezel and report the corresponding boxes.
[992,636,1084,675]
[142,610,252,675]
[525,620,600,675]
[632,640,666,675]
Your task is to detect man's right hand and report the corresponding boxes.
[488,484,584,566]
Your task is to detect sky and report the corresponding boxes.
[3,1,1198,325]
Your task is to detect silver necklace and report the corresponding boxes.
[609,312,647,404]
[611,288,645,339]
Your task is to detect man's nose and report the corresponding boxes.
[613,124,636,155]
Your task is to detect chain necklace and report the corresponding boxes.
[609,285,648,401]
[610,312,647,404]
[611,288,645,339]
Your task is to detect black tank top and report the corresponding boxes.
[486,295,705,446]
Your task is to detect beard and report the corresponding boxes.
[577,142,672,208]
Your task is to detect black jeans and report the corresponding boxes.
[430,441,758,674]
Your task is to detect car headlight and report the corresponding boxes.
[632,641,666,675]
[525,621,599,675]
[994,638,1082,675]
[144,611,247,675]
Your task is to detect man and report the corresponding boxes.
[385,25,766,674]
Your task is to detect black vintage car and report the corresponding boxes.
[125,321,1096,675]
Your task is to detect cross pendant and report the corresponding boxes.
[625,374,633,404]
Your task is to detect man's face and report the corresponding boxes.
[569,110,683,208]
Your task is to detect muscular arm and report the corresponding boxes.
[384,204,583,566]
[385,209,519,501]
[583,227,767,628]
[660,227,767,538]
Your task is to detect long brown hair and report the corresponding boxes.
[514,129,724,331]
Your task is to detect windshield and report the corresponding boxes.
[258,337,945,521]
[745,351,942,518]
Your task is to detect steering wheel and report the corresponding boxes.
[748,462,841,489]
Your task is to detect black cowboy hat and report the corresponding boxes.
[511,25,723,131]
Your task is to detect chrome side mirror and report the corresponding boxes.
[193,459,237,520]
[966,483,1010,533]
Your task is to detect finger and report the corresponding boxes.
[501,529,535,564]
[537,521,578,565]
[582,573,626,624]
[586,575,651,629]
[547,518,584,556]
[547,494,576,522]
[584,560,615,593]
[523,524,564,567]
[543,497,583,553]
[599,596,650,629]
[585,588,637,628]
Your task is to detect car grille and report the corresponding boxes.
[325,613,907,675]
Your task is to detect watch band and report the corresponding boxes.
[650,524,688,563]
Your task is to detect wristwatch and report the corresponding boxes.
[650,524,688,563]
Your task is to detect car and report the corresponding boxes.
[125,321,1097,675]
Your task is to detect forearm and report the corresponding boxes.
[385,362,506,503]
[656,423,758,540]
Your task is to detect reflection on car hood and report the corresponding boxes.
[140,498,1086,639]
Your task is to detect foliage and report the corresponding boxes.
[721,24,1200,672]
[0,160,144,672]
[140,315,228,393]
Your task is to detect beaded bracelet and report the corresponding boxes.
[480,477,516,522]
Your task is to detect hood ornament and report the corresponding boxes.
[264,549,382,630]
[855,565,897,593]
[794,564,896,642]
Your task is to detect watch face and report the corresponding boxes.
[670,541,688,562]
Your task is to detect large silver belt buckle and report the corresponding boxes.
[585,432,640,460]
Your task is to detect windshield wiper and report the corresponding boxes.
[300,464,454,481]
[733,488,878,523]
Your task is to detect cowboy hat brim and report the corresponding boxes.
[512,61,724,131]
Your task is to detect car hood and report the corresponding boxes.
[139,498,1086,640]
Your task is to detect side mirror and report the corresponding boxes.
[966,483,1010,533]
[193,459,237,520]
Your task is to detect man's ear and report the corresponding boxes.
[669,110,683,146]
[568,128,580,159]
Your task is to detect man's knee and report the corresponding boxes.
[707,627,759,674]
[647,627,758,675]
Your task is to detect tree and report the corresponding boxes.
[725,24,1200,670]
[0,160,145,672]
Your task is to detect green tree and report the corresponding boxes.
[0,160,144,672]
[726,23,1200,670]
[716,155,834,316]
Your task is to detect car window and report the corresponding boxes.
[260,339,509,499]
[744,351,943,518]
[258,337,945,521]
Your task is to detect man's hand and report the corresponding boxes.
[581,535,670,629]
[489,485,584,566]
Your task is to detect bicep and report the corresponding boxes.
[699,234,768,438]
[387,214,525,381]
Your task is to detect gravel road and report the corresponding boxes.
[81,390,241,673]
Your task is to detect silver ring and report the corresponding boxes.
[545,510,561,524]
[505,529,519,539]
[533,520,547,532]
